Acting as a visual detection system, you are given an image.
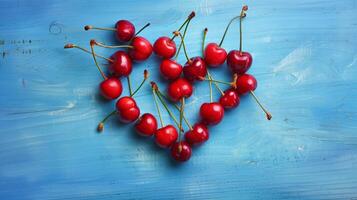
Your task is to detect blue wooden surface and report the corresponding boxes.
[1,0,357,199]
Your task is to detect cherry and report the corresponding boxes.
[171,141,192,162]
[185,123,209,146]
[199,102,224,125]
[128,36,153,61]
[159,59,182,80]
[155,125,178,148]
[100,78,123,100]
[116,96,140,123]
[226,5,252,75]
[235,73,257,95]
[109,51,132,77]
[135,113,158,136]
[204,43,227,67]
[235,74,272,120]
[115,20,135,42]
[183,57,207,82]
[153,36,176,59]
[167,78,193,102]
[219,88,240,109]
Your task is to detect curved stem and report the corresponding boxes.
[207,70,224,96]
[127,76,133,96]
[152,89,164,127]
[135,23,150,36]
[171,11,195,40]
[218,15,241,47]
[84,25,116,31]
[90,43,107,80]
[94,41,134,49]
[174,31,190,62]
[249,91,272,120]
[131,70,148,97]
[97,110,117,132]
[64,44,113,62]
[174,19,191,60]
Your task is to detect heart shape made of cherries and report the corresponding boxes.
[65,5,272,162]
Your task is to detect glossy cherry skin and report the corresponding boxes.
[109,51,132,77]
[219,88,240,109]
[185,123,209,146]
[235,74,257,95]
[227,50,253,75]
[155,125,178,148]
[171,141,192,162]
[135,113,158,136]
[183,57,207,82]
[160,59,182,80]
[204,43,227,67]
[115,20,135,42]
[115,96,140,123]
[199,102,225,125]
[100,78,123,100]
[128,36,153,61]
[153,36,176,59]
[167,78,193,102]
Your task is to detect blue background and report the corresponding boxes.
[1,0,357,199]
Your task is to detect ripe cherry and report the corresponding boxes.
[200,102,224,125]
[159,59,182,80]
[115,20,135,42]
[135,113,158,136]
[155,125,178,148]
[153,36,176,59]
[204,43,227,67]
[167,78,193,102]
[116,96,140,123]
[100,78,123,100]
[109,51,132,77]
[128,36,153,61]
[185,123,209,146]
[171,141,192,162]
[219,88,240,109]
[183,57,207,82]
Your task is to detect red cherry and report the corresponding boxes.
[235,74,257,95]
[116,96,137,110]
[109,51,132,77]
[185,123,209,146]
[204,43,227,67]
[167,78,193,102]
[99,78,123,100]
[171,141,192,162]
[116,96,140,123]
[183,57,207,82]
[159,59,182,80]
[155,125,178,148]
[219,88,240,109]
[135,113,158,136]
[227,51,252,75]
[199,102,224,125]
[153,36,176,59]
[128,36,153,61]
[115,20,135,42]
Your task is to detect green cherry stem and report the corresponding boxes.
[90,40,107,80]
[239,5,248,53]
[93,40,134,49]
[218,8,247,47]
[64,44,113,63]
[97,110,117,132]
[174,18,192,60]
[131,70,149,97]
[152,85,164,127]
[135,23,151,36]
[174,31,191,63]
[84,25,116,31]
[202,28,208,56]
[171,11,195,41]
[249,90,272,120]
[127,76,133,96]
[179,98,185,139]
[207,70,224,96]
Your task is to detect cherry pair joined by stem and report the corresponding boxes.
[116,96,140,123]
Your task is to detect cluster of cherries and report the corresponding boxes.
[65,5,271,162]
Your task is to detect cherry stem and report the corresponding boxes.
[152,87,164,127]
[135,23,150,36]
[64,44,113,63]
[93,40,134,49]
[97,110,117,132]
[155,90,182,130]
[84,25,116,31]
[208,76,213,103]
[249,90,272,120]
[127,76,133,96]
[174,31,191,63]
[202,28,208,56]
[202,78,232,86]
[131,70,149,97]
[179,98,185,139]
[171,11,195,40]
[218,9,247,47]
[156,89,192,130]
[239,5,248,53]
[207,70,224,96]
[90,41,107,80]
[174,19,191,60]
